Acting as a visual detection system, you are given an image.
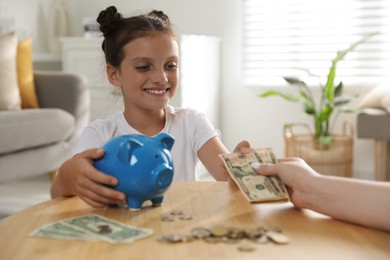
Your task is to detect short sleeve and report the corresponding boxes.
[192,111,220,152]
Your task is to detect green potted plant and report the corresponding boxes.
[259,32,379,146]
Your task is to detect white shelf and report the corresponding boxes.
[60,37,121,121]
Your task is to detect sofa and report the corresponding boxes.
[0,71,89,183]
[357,108,390,181]
[357,84,390,181]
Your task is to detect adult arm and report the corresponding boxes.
[252,158,390,232]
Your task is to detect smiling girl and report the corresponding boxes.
[51,6,250,208]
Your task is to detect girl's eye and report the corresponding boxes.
[135,65,151,71]
[166,63,178,70]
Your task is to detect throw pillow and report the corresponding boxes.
[0,31,21,110]
[359,84,390,113]
[17,38,39,108]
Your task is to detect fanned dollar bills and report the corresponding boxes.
[220,148,289,203]
[29,214,153,244]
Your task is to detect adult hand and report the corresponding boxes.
[52,148,125,208]
[251,157,320,208]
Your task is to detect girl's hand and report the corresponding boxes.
[52,148,126,208]
[233,140,252,154]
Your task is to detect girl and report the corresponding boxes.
[51,6,250,208]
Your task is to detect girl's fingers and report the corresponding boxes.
[75,171,125,205]
[86,168,118,186]
[78,185,124,205]
[233,140,251,154]
[73,149,129,207]
[75,148,106,161]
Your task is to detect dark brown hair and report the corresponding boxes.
[97,6,177,67]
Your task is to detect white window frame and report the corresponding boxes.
[242,0,390,88]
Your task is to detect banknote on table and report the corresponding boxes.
[220,148,289,203]
[29,214,153,244]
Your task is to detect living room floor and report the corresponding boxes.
[0,174,51,220]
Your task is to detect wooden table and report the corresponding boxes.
[0,181,389,259]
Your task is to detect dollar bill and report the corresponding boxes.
[29,214,153,244]
[220,148,289,203]
[28,222,98,241]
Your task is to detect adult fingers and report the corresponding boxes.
[251,162,279,176]
[277,157,303,163]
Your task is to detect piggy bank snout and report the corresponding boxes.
[152,165,174,189]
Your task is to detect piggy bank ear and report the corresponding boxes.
[118,138,143,164]
[156,132,175,151]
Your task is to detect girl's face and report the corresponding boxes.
[108,32,179,114]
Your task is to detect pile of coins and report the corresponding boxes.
[160,209,193,222]
[157,209,289,252]
[157,225,289,251]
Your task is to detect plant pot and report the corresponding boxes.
[284,123,354,177]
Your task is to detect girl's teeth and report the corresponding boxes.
[146,89,166,94]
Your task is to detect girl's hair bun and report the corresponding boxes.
[148,10,171,24]
[97,6,124,37]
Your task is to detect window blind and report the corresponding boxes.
[242,0,390,87]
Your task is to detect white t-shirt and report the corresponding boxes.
[76,105,219,181]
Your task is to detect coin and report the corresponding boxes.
[156,235,169,242]
[245,229,263,240]
[191,227,211,239]
[257,226,267,233]
[266,231,290,244]
[179,214,193,220]
[209,225,229,237]
[157,234,193,243]
[164,234,183,243]
[227,227,245,239]
[176,234,194,243]
[222,236,240,244]
[254,234,269,244]
[204,237,221,243]
[238,243,256,252]
[161,215,175,222]
[170,209,184,215]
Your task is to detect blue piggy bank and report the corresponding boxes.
[94,132,175,211]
